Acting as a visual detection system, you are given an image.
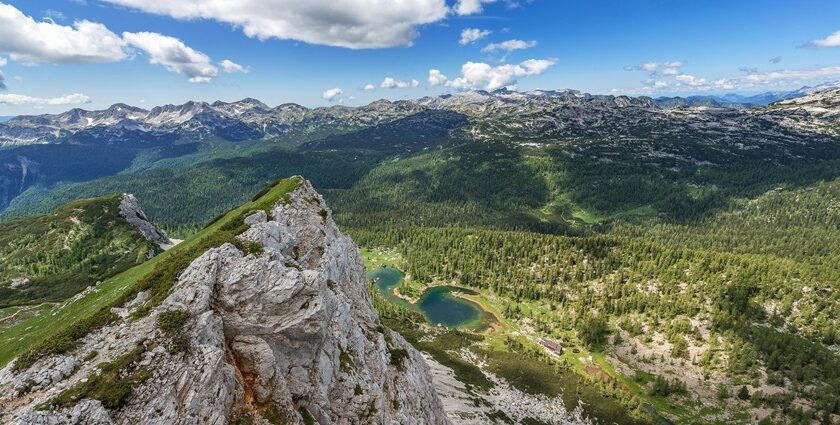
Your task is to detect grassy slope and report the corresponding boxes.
[0,195,152,308]
[0,177,302,368]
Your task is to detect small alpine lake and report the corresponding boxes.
[367,266,495,330]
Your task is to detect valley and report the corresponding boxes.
[1,88,840,424]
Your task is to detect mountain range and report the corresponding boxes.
[3,85,840,214]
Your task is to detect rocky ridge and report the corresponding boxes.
[0,179,448,424]
[118,194,171,247]
[3,85,840,149]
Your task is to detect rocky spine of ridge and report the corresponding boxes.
[118,194,171,247]
[0,179,448,425]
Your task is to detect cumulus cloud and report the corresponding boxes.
[808,30,840,48]
[380,77,417,89]
[322,87,343,101]
[481,39,537,53]
[428,69,448,86]
[625,61,683,76]
[0,2,127,64]
[0,3,228,84]
[102,0,449,49]
[123,32,218,83]
[219,59,249,73]
[0,92,90,106]
[363,83,376,91]
[674,74,707,87]
[454,0,496,15]
[446,58,557,91]
[460,28,492,45]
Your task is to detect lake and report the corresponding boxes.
[367,267,494,330]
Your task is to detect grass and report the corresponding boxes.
[360,247,404,270]
[47,344,151,410]
[0,176,302,369]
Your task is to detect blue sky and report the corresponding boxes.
[1,0,840,114]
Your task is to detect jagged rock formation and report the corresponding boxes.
[118,194,171,246]
[0,179,448,424]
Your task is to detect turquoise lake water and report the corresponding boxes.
[367,266,493,329]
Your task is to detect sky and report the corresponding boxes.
[1,0,840,114]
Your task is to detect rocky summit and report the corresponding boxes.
[0,179,447,424]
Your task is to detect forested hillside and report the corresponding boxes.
[0,195,157,309]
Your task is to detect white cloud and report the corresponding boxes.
[675,74,707,86]
[0,56,5,89]
[460,28,492,45]
[44,9,67,22]
[454,0,496,15]
[123,32,218,83]
[219,59,249,73]
[0,92,90,106]
[380,77,415,89]
[0,57,6,67]
[741,66,840,85]
[322,87,343,101]
[639,65,840,93]
[102,0,449,49]
[625,61,683,76]
[428,69,448,86]
[481,39,537,53]
[808,30,840,48]
[0,3,127,64]
[363,83,376,91]
[446,58,557,91]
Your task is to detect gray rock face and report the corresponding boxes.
[1,179,448,425]
[118,194,171,246]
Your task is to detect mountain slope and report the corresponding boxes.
[0,177,448,424]
[0,194,168,310]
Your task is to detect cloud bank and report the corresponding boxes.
[102,0,450,49]
[0,93,90,106]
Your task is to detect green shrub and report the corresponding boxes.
[389,348,409,371]
[50,345,150,409]
[299,406,316,425]
[158,310,190,336]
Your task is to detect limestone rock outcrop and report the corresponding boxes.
[1,179,448,425]
[119,194,171,246]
